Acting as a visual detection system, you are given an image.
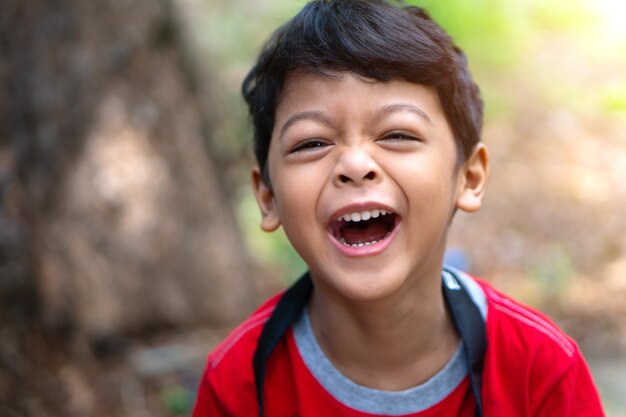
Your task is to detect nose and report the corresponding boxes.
[332,146,381,187]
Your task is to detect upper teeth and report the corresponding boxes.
[336,209,389,222]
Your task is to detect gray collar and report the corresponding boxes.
[292,268,487,415]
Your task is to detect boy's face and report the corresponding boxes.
[253,71,488,302]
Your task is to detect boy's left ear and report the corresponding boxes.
[455,143,489,213]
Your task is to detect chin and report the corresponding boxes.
[314,266,409,303]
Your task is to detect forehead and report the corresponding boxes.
[274,71,447,129]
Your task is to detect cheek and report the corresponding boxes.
[396,165,458,219]
[273,172,322,227]
[384,154,452,190]
[270,158,330,214]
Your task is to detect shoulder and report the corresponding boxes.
[468,277,604,415]
[453,270,579,379]
[476,277,577,360]
[446,268,576,360]
[471,277,596,412]
[208,292,283,369]
[193,292,284,416]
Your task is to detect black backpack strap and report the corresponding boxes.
[442,268,487,417]
[252,272,313,417]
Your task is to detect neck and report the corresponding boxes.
[309,268,460,391]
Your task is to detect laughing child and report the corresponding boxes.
[192,1,605,415]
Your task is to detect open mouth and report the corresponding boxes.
[329,209,399,248]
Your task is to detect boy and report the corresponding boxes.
[193,0,605,415]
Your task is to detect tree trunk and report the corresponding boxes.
[1,0,259,341]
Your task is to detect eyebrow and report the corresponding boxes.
[278,110,336,139]
[374,103,432,125]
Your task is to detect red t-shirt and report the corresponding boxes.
[192,275,604,416]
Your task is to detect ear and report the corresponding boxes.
[252,167,281,232]
[455,143,489,213]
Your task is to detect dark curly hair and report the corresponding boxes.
[242,0,483,184]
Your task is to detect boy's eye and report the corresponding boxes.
[381,131,421,142]
[289,139,329,153]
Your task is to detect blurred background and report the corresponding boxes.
[1,0,625,415]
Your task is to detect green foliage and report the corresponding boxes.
[527,244,575,298]
[602,84,626,115]
[527,0,596,33]
[160,385,193,416]
[196,1,302,68]
[409,0,531,70]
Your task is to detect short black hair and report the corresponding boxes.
[242,0,483,184]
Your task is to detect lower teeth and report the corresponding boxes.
[339,237,381,247]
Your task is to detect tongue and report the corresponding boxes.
[341,221,389,245]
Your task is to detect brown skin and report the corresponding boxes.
[253,72,489,390]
